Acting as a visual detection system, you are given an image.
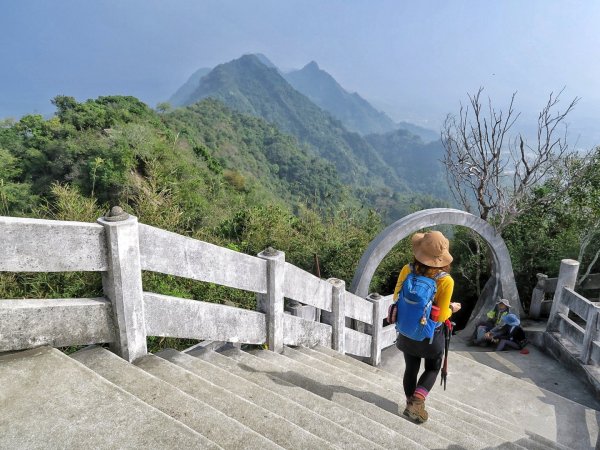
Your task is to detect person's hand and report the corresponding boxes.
[450,302,461,313]
[484,332,492,339]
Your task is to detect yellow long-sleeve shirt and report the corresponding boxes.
[392,264,455,323]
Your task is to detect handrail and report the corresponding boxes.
[0,214,387,365]
[529,271,600,319]
[139,224,268,294]
[0,217,108,272]
[0,298,115,352]
[547,259,600,365]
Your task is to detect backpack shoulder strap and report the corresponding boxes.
[433,271,448,280]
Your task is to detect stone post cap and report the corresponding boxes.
[327,278,345,288]
[368,292,382,300]
[103,206,130,222]
[259,247,283,258]
[560,259,580,266]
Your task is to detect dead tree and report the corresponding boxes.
[442,87,579,232]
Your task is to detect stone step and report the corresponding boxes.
[313,344,524,431]
[71,346,280,450]
[134,352,334,450]
[248,347,489,449]
[156,348,378,450]
[312,344,574,450]
[189,346,424,449]
[300,344,566,450]
[280,346,528,450]
[379,344,598,450]
[0,347,218,449]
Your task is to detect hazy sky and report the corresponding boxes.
[2,0,599,147]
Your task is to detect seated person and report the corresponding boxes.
[472,298,511,346]
[485,313,528,351]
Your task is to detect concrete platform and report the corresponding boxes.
[380,337,600,450]
[450,334,600,411]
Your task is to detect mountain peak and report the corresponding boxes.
[284,61,396,135]
[238,53,263,65]
[302,61,320,71]
[252,53,277,69]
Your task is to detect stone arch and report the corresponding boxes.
[350,208,523,336]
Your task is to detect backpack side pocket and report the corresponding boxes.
[387,302,397,326]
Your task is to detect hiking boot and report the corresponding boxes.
[399,397,410,416]
[404,396,428,423]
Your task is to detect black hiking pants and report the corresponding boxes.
[402,353,442,398]
[396,324,445,398]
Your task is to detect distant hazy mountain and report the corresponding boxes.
[176,54,403,192]
[169,67,212,107]
[365,129,449,199]
[396,121,440,143]
[284,61,396,136]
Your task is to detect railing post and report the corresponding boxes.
[97,207,146,362]
[328,278,346,354]
[529,273,547,319]
[258,247,285,353]
[548,259,580,332]
[581,306,599,364]
[367,292,384,366]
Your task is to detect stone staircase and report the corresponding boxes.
[0,345,594,449]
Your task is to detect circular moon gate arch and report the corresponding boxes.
[350,208,523,336]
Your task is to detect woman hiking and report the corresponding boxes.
[392,231,461,423]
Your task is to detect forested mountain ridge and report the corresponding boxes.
[364,128,448,199]
[169,67,212,107]
[0,94,413,314]
[0,96,350,222]
[284,61,397,136]
[173,54,440,142]
[169,54,452,212]
[172,54,404,195]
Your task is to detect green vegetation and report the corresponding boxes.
[176,54,446,221]
[0,95,412,328]
[365,128,450,200]
[1,90,598,345]
[503,149,600,305]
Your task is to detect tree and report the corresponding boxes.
[441,88,580,300]
[156,102,172,114]
[500,146,600,304]
[441,87,579,232]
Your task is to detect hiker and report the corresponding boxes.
[392,231,461,424]
[485,313,528,351]
[471,298,511,346]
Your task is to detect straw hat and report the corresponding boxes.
[411,231,453,268]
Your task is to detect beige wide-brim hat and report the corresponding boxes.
[412,231,453,268]
[497,298,511,307]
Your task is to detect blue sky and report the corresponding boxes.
[2,0,599,147]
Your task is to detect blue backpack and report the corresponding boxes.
[395,265,446,343]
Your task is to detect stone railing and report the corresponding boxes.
[0,211,389,365]
[546,259,600,365]
[530,268,600,319]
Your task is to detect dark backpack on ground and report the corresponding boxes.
[387,265,447,343]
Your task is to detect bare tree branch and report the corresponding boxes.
[441,88,579,232]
